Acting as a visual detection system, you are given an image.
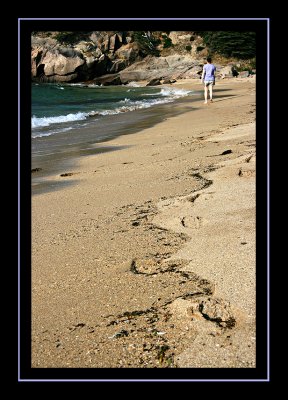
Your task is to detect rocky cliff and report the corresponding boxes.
[31,31,254,84]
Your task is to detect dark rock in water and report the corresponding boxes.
[146,78,162,86]
[93,73,121,86]
[31,168,42,173]
[221,149,232,155]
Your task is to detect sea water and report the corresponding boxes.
[31,82,196,193]
[32,82,193,138]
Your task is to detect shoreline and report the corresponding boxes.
[31,83,202,195]
[32,78,256,368]
[31,77,253,195]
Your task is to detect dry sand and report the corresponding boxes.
[32,78,256,368]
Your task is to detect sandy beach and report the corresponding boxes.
[32,77,256,368]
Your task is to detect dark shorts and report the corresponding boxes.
[204,80,214,87]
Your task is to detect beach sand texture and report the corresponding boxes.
[32,78,256,368]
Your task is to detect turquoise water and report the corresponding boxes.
[32,83,192,138]
[31,82,197,194]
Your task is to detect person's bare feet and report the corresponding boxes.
[204,101,208,104]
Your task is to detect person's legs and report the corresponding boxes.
[209,83,213,101]
[204,84,208,103]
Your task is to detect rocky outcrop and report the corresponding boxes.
[31,31,255,84]
[31,31,203,83]
[42,51,84,77]
[31,33,128,83]
[180,65,203,79]
[115,42,140,66]
[119,55,199,84]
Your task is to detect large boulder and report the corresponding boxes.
[119,70,149,84]
[239,70,250,78]
[42,51,85,77]
[89,31,112,51]
[219,65,234,78]
[168,31,194,45]
[74,41,96,53]
[165,55,193,68]
[119,55,196,82]
[115,42,140,65]
[181,65,203,79]
[122,56,168,72]
[168,31,181,45]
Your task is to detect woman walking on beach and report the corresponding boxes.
[202,57,216,104]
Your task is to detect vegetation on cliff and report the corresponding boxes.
[196,31,256,60]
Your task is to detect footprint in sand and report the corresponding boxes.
[180,215,203,229]
[60,172,77,177]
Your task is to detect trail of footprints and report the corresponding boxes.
[109,154,255,367]
[98,256,236,367]
[46,167,239,367]
[59,257,235,367]
[99,168,236,367]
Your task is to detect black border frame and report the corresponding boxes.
[19,18,269,382]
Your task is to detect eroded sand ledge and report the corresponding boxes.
[32,78,256,368]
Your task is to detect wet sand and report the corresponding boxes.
[31,77,256,368]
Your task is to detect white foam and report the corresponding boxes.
[32,112,88,128]
[143,87,192,98]
[98,97,173,115]
[119,98,131,103]
[159,87,192,97]
[32,86,193,131]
